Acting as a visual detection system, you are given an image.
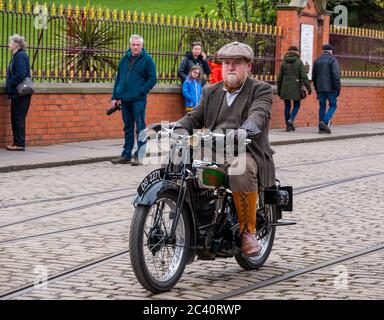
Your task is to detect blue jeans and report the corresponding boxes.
[284,100,301,124]
[121,100,146,159]
[317,92,337,125]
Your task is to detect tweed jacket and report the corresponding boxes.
[178,77,276,188]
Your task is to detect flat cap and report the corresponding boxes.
[322,44,333,51]
[217,41,254,61]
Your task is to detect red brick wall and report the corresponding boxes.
[271,86,384,128]
[1,84,383,147]
[0,91,185,147]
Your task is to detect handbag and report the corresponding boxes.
[300,84,308,99]
[9,56,34,96]
[16,77,34,96]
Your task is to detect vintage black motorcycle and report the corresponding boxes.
[129,126,294,293]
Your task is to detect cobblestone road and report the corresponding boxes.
[0,136,383,299]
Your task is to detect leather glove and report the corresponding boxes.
[240,120,261,139]
[148,123,162,132]
[226,126,260,146]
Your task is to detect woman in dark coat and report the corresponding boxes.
[178,41,211,86]
[277,46,311,132]
[5,34,32,151]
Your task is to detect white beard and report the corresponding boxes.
[224,73,241,87]
[224,72,247,89]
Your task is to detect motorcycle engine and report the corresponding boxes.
[194,189,216,227]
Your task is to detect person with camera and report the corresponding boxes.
[5,34,32,151]
[110,34,157,165]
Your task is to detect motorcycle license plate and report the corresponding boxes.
[137,168,165,197]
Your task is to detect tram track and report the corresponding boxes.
[277,151,384,171]
[2,170,384,244]
[2,140,384,299]
[2,149,383,211]
[1,167,383,299]
[1,242,382,300]
[211,243,384,299]
[0,192,136,229]
[0,187,136,210]
[0,249,130,300]
[0,218,130,244]
[293,171,384,195]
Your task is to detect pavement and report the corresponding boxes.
[1,122,384,173]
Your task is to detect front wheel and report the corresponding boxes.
[129,191,190,293]
[235,204,277,270]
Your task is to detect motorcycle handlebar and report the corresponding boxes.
[152,129,253,146]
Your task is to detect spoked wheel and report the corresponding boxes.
[129,191,190,293]
[235,203,277,270]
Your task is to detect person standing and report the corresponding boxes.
[207,53,223,84]
[312,44,341,134]
[277,46,311,132]
[178,41,211,86]
[110,34,157,165]
[182,65,203,112]
[5,34,32,151]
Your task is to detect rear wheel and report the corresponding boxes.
[235,204,277,270]
[129,191,190,293]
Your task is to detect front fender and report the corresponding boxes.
[133,180,180,206]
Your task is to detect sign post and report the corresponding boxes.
[300,23,314,80]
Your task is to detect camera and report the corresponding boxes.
[106,102,121,116]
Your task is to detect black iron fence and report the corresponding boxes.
[330,25,384,78]
[0,1,282,84]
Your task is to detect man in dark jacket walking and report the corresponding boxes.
[111,34,157,165]
[312,44,341,134]
[178,42,211,86]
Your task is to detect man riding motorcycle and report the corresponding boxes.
[153,42,276,257]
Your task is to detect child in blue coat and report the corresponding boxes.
[182,65,203,112]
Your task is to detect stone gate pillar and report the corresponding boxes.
[275,0,331,79]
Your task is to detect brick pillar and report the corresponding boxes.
[276,9,301,60]
[321,15,331,48]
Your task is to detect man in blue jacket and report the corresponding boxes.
[312,44,341,134]
[111,34,157,165]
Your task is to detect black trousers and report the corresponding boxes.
[11,95,31,147]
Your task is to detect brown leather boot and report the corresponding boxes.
[241,231,260,257]
[232,191,261,257]
[232,192,248,232]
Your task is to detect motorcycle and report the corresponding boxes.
[129,126,294,293]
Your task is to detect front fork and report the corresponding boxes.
[163,146,191,240]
